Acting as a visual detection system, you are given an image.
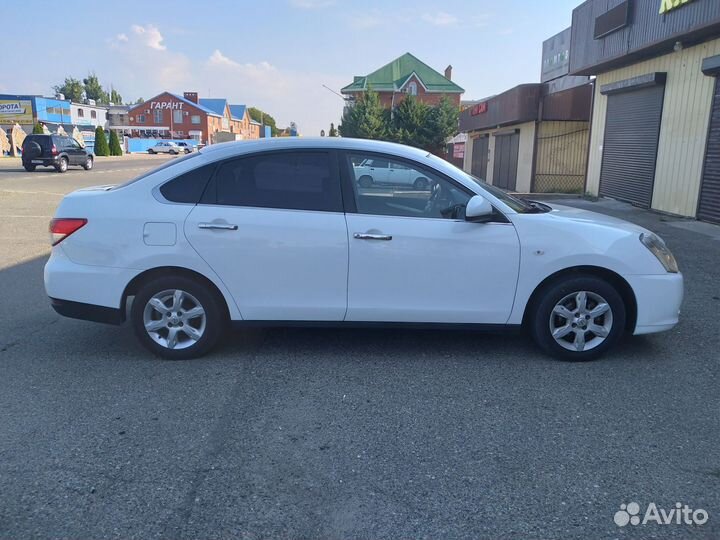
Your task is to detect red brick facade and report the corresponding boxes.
[346,75,462,109]
[127,92,258,145]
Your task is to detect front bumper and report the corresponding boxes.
[626,272,684,335]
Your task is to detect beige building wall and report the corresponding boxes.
[586,37,720,217]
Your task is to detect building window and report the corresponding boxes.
[176,131,183,136]
[407,82,418,95]
[154,109,163,124]
[77,108,84,118]
[173,110,183,124]
[91,110,97,119]
[191,115,200,125]
[137,114,146,124]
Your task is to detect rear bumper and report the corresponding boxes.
[626,272,684,335]
[50,297,123,325]
[23,157,61,167]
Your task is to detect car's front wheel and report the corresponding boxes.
[131,275,226,360]
[358,175,373,188]
[530,275,626,361]
[148,149,155,154]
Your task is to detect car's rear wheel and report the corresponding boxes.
[530,275,626,361]
[131,276,226,360]
[83,156,93,170]
[148,149,155,154]
[170,150,178,155]
[358,175,373,188]
[56,157,68,173]
[23,164,36,172]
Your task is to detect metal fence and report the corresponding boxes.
[533,122,589,193]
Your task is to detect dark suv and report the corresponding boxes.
[22,134,94,173]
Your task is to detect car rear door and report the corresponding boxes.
[341,150,520,324]
[184,150,349,320]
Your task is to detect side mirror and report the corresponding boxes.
[465,195,495,223]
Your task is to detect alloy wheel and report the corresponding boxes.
[142,289,206,350]
[549,290,613,352]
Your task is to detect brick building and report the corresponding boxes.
[126,91,260,145]
[341,53,464,108]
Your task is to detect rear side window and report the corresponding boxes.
[23,135,50,149]
[159,163,216,203]
[208,152,342,212]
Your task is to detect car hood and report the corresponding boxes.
[539,202,650,235]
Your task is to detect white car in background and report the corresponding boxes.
[45,138,683,361]
[354,157,431,190]
[148,142,181,155]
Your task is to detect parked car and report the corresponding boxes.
[45,138,683,361]
[176,142,194,154]
[22,134,93,173]
[148,142,181,155]
[354,157,430,190]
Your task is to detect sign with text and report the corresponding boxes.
[0,99,33,124]
[659,0,693,14]
[470,102,488,116]
[453,143,465,159]
[149,101,185,110]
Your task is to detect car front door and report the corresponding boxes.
[67,137,84,165]
[342,151,520,324]
[184,150,349,320]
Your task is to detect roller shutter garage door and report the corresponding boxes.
[471,136,489,181]
[599,84,665,208]
[492,131,519,191]
[698,78,720,224]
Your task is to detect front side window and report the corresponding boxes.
[207,152,341,212]
[348,153,471,220]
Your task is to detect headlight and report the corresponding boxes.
[640,232,679,273]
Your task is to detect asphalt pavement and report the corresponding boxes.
[0,157,718,539]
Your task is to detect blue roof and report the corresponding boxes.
[229,104,247,121]
[199,98,228,117]
[168,93,221,117]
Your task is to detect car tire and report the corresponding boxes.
[56,157,68,173]
[530,275,626,361]
[131,275,227,360]
[170,150,178,155]
[148,149,155,154]
[23,164,36,172]
[82,156,93,170]
[414,177,429,190]
[358,175,373,188]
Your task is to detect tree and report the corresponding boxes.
[248,107,278,136]
[390,95,431,149]
[32,123,45,134]
[328,123,338,137]
[83,72,109,103]
[94,126,109,156]
[108,130,123,156]
[339,88,387,140]
[135,97,145,104]
[53,78,84,102]
[426,96,459,154]
[110,88,123,105]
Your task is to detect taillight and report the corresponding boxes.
[49,218,87,246]
[51,144,58,155]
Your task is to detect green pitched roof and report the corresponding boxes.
[341,53,464,94]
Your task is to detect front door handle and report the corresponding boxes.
[199,222,238,231]
[354,233,392,241]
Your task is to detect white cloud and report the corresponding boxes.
[130,24,166,50]
[289,0,335,9]
[421,11,459,26]
[115,33,128,42]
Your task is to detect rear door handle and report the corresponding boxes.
[354,233,392,241]
[199,223,238,231]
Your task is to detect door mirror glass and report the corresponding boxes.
[465,195,494,222]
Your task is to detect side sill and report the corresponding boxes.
[230,320,522,332]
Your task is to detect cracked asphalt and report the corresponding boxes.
[0,157,718,539]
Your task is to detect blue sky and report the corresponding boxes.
[1,0,580,135]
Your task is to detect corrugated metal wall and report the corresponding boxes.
[586,37,720,217]
[534,121,590,193]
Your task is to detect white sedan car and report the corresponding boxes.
[45,138,683,361]
[148,142,181,155]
